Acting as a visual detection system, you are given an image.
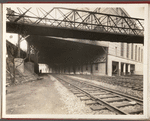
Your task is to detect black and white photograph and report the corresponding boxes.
[2,3,149,119]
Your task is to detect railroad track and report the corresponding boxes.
[53,75,143,115]
[70,75,143,91]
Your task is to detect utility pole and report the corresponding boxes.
[27,41,30,62]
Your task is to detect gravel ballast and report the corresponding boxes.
[50,75,116,115]
[67,75,143,99]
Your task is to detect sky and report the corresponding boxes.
[5,4,145,51]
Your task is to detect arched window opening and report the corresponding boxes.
[131,44,133,59]
[138,47,140,61]
[121,43,124,56]
[127,44,129,58]
[141,49,143,62]
[135,45,137,60]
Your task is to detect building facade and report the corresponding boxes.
[39,64,52,73]
[107,42,143,76]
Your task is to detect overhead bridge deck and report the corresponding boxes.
[7,7,144,43]
[7,21,144,43]
[27,35,107,66]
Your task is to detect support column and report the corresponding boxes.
[128,64,131,75]
[118,62,121,76]
[123,63,126,75]
[107,57,112,76]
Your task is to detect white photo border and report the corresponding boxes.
[2,3,149,119]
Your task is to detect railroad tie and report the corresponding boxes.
[128,108,143,114]
[104,98,126,103]
[76,94,87,97]
[99,95,118,99]
[114,102,135,108]
[90,105,106,111]
[91,92,110,96]
[85,100,98,105]
[80,96,91,101]
[71,91,82,94]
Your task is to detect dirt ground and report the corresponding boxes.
[6,75,68,114]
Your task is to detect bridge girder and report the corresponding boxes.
[6,7,144,43]
[7,21,143,43]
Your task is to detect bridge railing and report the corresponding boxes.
[6,7,144,36]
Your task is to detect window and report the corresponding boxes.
[131,44,133,59]
[138,47,140,61]
[115,47,117,56]
[121,43,124,56]
[127,44,129,58]
[135,45,137,60]
[95,63,98,70]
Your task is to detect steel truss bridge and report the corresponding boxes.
[7,7,144,43]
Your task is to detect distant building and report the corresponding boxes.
[39,64,52,73]
[107,42,143,76]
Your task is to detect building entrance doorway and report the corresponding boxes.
[112,61,119,76]
[130,64,135,75]
[121,63,124,75]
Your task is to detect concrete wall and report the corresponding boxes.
[109,42,121,56]
[134,63,143,75]
[14,58,24,73]
[25,62,34,74]
[98,63,106,75]
[108,42,143,62]
[108,42,143,76]
[82,64,91,75]
[92,63,106,75]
